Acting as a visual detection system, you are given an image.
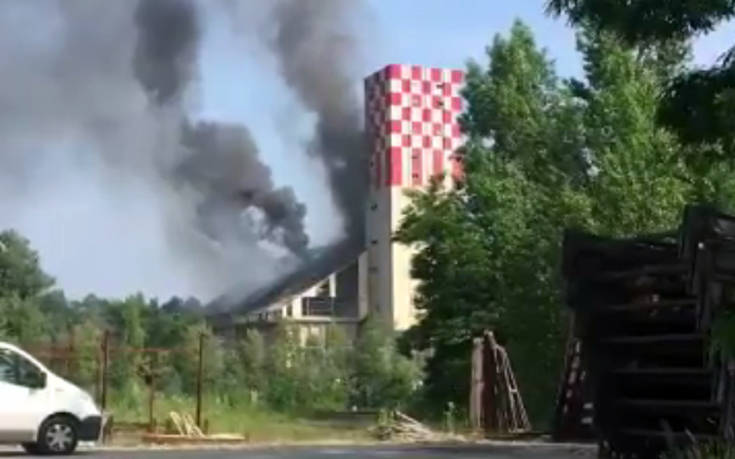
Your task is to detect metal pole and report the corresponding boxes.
[148,354,156,433]
[67,327,76,377]
[101,330,110,412]
[95,346,101,404]
[195,332,205,428]
[470,336,484,432]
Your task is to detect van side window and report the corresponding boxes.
[17,354,43,388]
[0,349,17,384]
[0,349,43,388]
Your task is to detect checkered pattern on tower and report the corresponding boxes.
[364,64,465,188]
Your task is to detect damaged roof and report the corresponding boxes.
[206,238,364,319]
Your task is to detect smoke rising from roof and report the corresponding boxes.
[133,0,200,107]
[270,0,368,243]
[0,0,366,301]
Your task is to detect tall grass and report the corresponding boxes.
[109,392,373,443]
[664,441,735,459]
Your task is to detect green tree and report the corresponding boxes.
[307,324,351,410]
[547,0,735,176]
[104,295,147,406]
[0,294,46,346]
[232,328,267,399]
[547,0,735,43]
[396,20,711,425]
[0,230,54,300]
[68,318,103,392]
[352,315,422,410]
[0,230,55,346]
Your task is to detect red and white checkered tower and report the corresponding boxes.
[364,64,465,330]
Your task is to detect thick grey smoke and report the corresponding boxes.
[175,120,309,254]
[131,0,310,256]
[270,0,368,244]
[133,0,200,107]
[0,0,364,301]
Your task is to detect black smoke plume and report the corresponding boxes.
[0,0,366,301]
[133,0,200,106]
[133,0,310,256]
[270,0,368,245]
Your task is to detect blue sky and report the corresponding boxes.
[196,0,735,246]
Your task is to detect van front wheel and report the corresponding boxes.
[37,416,78,455]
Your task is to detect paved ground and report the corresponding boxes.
[0,443,596,458]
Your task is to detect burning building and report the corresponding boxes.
[209,63,465,341]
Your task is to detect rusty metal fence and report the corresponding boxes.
[23,331,210,437]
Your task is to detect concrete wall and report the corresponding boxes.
[364,64,465,331]
[358,251,369,319]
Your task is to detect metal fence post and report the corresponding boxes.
[101,330,110,412]
[195,332,205,428]
[148,353,157,433]
[95,345,101,404]
[470,336,484,432]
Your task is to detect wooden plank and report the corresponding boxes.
[141,433,246,444]
[598,299,696,313]
[597,264,687,281]
[611,368,711,376]
[600,334,703,345]
[616,399,720,410]
[619,429,717,440]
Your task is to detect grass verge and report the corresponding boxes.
[107,393,373,444]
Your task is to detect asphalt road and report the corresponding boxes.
[0,443,595,458]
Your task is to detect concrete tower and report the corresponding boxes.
[364,64,465,330]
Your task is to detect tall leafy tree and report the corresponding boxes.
[397,21,577,421]
[0,230,55,345]
[547,0,735,43]
[351,315,421,410]
[0,230,53,299]
[548,0,735,173]
[396,20,711,424]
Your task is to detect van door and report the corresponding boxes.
[0,348,46,442]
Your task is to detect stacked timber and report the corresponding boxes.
[370,411,439,442]
[555,205,735,457]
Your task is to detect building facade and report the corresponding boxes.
[364,64,465,330]
[209,63,465,338]
[210,250,369,345]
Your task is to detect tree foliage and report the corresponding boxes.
[352,315,422,410]
[0,225,421,415]
[548,0,735,162]
[547,0,735,43]
[396,19,730,424]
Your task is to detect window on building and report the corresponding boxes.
[316,281,330,298]
[286,305,292,317]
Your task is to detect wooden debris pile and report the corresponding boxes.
[370,411,439,442]
[554,205,735,457]
[141,411,246,444]
[470,331,531,436]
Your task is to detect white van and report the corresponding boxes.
[0,341,103,455]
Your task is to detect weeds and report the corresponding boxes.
[664,440,735,459]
